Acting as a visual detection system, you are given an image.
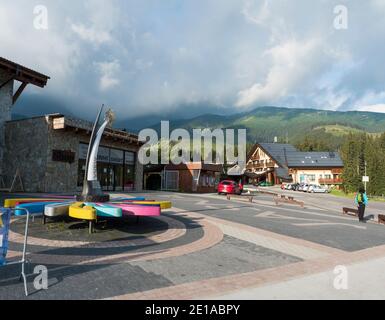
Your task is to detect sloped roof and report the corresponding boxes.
[276,167,292,181]
[258,143,298,167]
[0,56,50,87]
[286,151,343,167]
[257,143,343,168]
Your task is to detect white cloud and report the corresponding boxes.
[241,0,270,25]
[353,91,385,113]
[71,24,111,44]
[1,0,385,118]
[357,104,385,113]
[236,39,325,107]
[94,60,120,91]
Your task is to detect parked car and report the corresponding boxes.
[258,181,274,187]
[218,180,242,195]
[297,183,305,191]
[302,184,310,192]
[291,183,300,191]
[308,185,328,193]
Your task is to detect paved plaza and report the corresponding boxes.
[1,190,385,299]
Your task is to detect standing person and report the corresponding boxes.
[355,186,368,222]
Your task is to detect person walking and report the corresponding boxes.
[355,186,368,222]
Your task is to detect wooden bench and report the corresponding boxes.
[255,189,278,197]
[342,207,359,217]
[378,214,385,225]
[226,194,254,203]
[274,196,304,208]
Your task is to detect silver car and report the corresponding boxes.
[308,185,328,193]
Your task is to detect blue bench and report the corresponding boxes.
[0,207,30,296]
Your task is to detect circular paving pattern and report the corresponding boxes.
[7,210,224,266]
[10,213,186,248]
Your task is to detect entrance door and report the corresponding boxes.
[113,164,124,191]
[98,163,114,191]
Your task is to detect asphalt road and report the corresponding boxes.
[152,192,385,252]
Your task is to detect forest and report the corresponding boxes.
[295,133,385,196]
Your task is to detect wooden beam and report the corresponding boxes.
[0,75,14,90]
[13,82,28,104]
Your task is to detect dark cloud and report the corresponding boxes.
[2,0,385,119]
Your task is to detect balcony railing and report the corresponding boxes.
[319,178,343,185]
[247,161,275,169]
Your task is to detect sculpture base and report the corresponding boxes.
[76,194,110,203]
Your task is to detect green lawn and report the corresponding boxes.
[330,189,385,202]
[330,189,356,199]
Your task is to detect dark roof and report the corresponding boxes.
[0,57,50,87]
[258,143,298,167]
[256,143,343,168]
[276,167,292,181]
[285,151,343,167]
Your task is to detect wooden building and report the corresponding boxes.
[144,162,223,193]
[246,143,344,186]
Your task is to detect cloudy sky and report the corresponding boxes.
[1,0,385,120]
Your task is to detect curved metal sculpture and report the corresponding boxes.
[76,105,115,202]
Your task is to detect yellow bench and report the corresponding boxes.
[69,202,97,234]
[130,201,172,210]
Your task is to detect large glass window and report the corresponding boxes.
[77,143,136,191]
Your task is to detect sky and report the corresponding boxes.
[1,0,385,120]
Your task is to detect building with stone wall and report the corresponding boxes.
[0,57,49,176]
[3,114,143,193]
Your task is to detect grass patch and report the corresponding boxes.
[330,189,385,202]
[330,189,355,199]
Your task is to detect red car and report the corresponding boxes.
[218,180,242,195]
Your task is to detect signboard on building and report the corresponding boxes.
[79,143,110,163]
[79,143,134,166]
[52,150,75,163]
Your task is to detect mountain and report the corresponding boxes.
[12,102,385,147]
[125,106,385,145]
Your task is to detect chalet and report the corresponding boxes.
[245,143,344,186]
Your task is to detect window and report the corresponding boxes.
[78,143,136,191]
[308,175,316,182]
[164,171,179,190]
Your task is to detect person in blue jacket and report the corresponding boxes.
[355,186,368,222]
